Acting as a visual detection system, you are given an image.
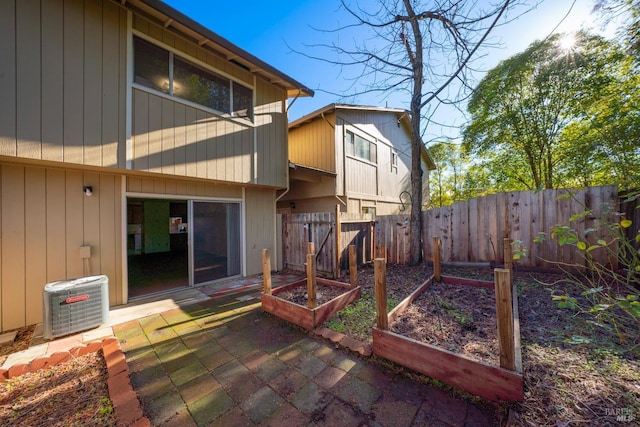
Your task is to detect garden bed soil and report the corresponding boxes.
[389,279,500,366]
[262,278,361,330]
[275,279,352,306]
[337,263,639,425]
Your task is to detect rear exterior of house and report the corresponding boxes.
[279,104,435,215]
[0,0,311,332]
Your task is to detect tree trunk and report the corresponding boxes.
[404,0,424,266]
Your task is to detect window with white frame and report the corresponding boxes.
[133,36,253,120]
[391,149,398,172]
[345,130,377,163]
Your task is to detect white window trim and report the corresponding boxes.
[132,30,254,125]
[345,129,378,165]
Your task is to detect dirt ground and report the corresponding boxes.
[0,350,116,426]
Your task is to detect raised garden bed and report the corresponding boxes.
[372,274,524,402]
[261,278,361,330]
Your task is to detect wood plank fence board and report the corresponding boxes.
[282,186,620,271]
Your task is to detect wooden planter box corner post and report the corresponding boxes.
[307,253,317,309]
[375,258,388,330]
[494,268,515,371]
[433,237,441,282]
[349,245,357,288]
[262,249,272,295]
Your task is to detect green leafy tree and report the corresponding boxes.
[463,31,637,190]
[428,142,467,207]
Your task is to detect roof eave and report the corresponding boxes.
[127,0,314,98]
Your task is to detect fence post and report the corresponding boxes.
[335,204,341,279]
[307,253,317,309]
[494,268,515,371]
[503,238,513,285]
[308,241,315,255]
[262,249,272,295]
[349,245,357,288]
[374,258,388,330]
[433,237,441,282]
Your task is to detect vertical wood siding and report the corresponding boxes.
[289,114,336,173]
[0,164,123,332]
[255,78,288,188]
[132,16,287,187]
[132,89,256,183]
[0,0,127,167]
[338,110,415,204]
[245,188,277,275]
[126,176,242,199]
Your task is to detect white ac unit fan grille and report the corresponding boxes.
[43,275,109,339]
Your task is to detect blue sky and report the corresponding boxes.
[162,0,612,142]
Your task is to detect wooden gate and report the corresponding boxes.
[282,212,336,277]
[282,209,376,278]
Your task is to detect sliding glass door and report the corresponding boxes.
[190,201,242,285]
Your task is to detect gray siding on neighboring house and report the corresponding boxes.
[336,110,415,204]
[283,106,429,215]
[0,0,128,167]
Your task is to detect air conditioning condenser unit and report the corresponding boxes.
[43,275,109,339]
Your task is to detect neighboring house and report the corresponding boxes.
[278,104,436,215]
[0,0,312,332]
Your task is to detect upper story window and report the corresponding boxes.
[391,149,398,173]
[345,130,377,163]
[133,36,253,120]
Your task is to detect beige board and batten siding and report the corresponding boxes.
[0,0,127,167]
[289,113,337,173]
[254,78,289,188]
[0,163,123,332]
[132,15,289,188]
[245,188,278,275]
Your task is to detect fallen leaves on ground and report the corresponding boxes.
[0,351,116,426]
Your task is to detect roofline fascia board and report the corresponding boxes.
[130,0,313,98]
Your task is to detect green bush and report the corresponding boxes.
[535,190,639,347]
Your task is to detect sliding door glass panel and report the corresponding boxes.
[192,201,241,285]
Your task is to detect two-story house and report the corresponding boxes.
[278,104,435,215]
[0,0,312,332]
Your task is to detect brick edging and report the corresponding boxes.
[0,337,149,427]
[313,326,373,357]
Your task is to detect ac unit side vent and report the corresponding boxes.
[43,275,109,339]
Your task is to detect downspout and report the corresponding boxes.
[274,91,294,272]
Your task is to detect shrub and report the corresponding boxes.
[534,190,639,347]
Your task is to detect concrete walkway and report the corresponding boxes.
[4,274,500,426]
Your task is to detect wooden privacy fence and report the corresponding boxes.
[282,185,624,273]
[282,208,425,277]
[423,185,619,269]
